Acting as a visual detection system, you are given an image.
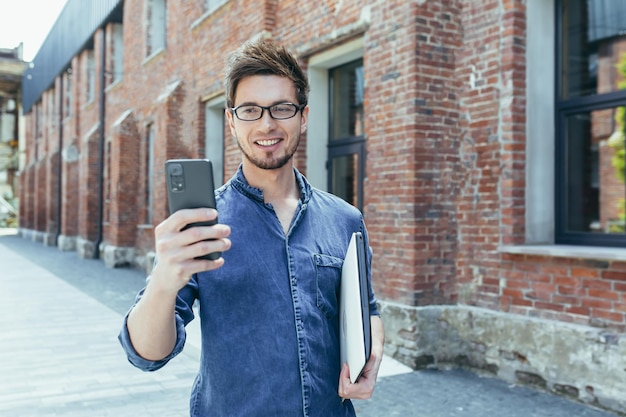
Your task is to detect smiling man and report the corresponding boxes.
[119,39,384,417]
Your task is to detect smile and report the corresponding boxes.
[256,139,281,147]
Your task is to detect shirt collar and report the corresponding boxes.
[231,164,312,205]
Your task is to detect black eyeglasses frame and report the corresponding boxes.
[229,102,305,121]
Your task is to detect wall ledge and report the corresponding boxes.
[499,244,626,261]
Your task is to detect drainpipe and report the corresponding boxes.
[94,29,106,259]
[55,76,64,245]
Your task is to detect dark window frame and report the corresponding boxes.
[555,0,626,247]
[327,59,366,212]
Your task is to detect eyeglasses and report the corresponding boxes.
[230,102,305,121]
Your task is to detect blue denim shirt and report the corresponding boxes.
[119,166,379,417]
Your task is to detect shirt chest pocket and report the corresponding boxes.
[313,253,343,319]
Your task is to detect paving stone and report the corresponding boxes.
[0,232,620,417]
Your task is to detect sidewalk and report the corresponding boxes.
[0,230,620,417]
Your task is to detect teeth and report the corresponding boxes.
[257,139,280,146]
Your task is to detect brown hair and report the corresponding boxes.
[224,39,310,108]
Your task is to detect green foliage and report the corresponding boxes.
[608,198,626,233]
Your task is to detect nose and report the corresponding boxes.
[258,108,278,130]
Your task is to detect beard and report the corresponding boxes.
[237,135,300,170]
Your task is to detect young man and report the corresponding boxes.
[119,39,384,416]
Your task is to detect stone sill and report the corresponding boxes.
[499,244,626,262]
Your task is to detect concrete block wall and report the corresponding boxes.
[381,302,626,414]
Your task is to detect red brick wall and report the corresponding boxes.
[500,255,626,331]
[364,1,462,306]
[456,0,527,309]
[108,111,140,247]
[18,0,626,333]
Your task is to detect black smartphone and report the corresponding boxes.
[165,158,221,260]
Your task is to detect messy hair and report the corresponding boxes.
[224,39,310,108]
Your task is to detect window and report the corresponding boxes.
[146,0,166,57]
[86,50,95,103]
[203,0,227,14]
[0,97,16,142]
[64,69,72,118]
[104,141,111,223]
[145,124,155,224]
[48,88,55,124]
[307,38,365,208]
[556,0,626,246]
[204,97,225,186]
[112,23,124,83]
[328,59,365,211]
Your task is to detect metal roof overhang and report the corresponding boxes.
[21,0,124,114]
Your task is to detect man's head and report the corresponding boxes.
[224,39,310,109]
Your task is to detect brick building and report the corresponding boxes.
[0,44,26,225]
[17,0,626,413]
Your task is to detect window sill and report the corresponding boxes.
[142,48,165,66]
[499,244,626,261]
[191,1,230,30]
[105,78,123,93]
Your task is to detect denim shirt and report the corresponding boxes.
[119,166,379,417]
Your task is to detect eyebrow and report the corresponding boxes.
[234,100,297,107]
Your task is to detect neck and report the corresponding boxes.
[241,160,299,202]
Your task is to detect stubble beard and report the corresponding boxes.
[238,135,300,170]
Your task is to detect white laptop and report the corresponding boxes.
[339,232,372,383]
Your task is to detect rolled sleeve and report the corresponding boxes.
[118,275,198,372]
[118,310,188,372]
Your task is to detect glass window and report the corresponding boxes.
[328,59,365,211]
[331,153,359,208]
[557,0,626,245]
[204,0,227,14]
[146,0,166,57]
[204,98,225,186]
[145,124,155,224]
[64,70,72,118]
[86,50,95,103]
[330,60,364,140]
[112,23,124,83]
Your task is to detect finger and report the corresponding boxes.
[338,363,351,398]
[185,237,231,261]
[168,208,219,233]
[170,223,231,254]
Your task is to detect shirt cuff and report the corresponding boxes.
[118,311,187,372]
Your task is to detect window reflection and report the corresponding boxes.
[559,0,626,238]
[331,154,359,208]
[330,60,364,140]
[561,0,626,98]
[567,108,626,233]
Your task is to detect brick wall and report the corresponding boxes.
[499,255,626,330]
[364,1,462,306]
[17,0,626,346]
[455,0,529,311]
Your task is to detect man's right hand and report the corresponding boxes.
[126,208,231,361]
[150,208,232,295]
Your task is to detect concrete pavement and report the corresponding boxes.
[0,230,620,416]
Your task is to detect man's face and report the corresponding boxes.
[226,75,308,171]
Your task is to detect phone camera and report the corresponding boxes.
[168,163,185,192]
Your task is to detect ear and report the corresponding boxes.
[300,105,309,135]
[225,108,237,138]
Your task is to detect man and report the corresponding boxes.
[119,39,384,416]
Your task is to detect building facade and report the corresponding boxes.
[18,0,626,412]
[0,44,26,226]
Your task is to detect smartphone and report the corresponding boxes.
[165,158,221,260]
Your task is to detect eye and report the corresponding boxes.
[240,106,260,115]
[272,104,294,114]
